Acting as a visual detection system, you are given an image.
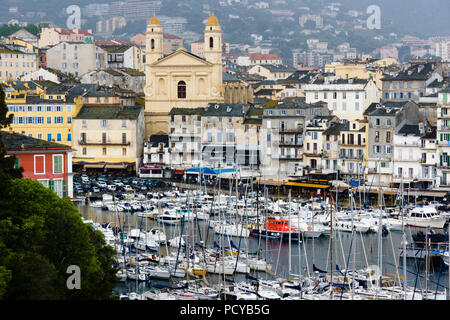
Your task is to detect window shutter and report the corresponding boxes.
[63,180,67,197]
[49,180,54,192]
[14,156,19,169]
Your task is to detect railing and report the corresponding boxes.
[78,140,130,146]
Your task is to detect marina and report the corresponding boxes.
[74,173,450,300]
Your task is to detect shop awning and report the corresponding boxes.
[84,164,105,169]
[173,169,185,175]
[140,166,162,170]
[284,182,331,189]
[105,164,127,169]
[186,167,216,175]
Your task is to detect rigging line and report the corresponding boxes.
[387,262,448,289]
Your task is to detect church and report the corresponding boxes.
[144,15,226,137]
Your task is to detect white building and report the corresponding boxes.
[303,78,380,121]
[46,42,108,77]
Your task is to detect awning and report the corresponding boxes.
[284,182,330,189]
[186,167,216,175]
[105,164,127,169]
[173,169,185,175]
[140,166,162,170]
[84,164,105,169]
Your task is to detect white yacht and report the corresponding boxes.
[405,206,447,229]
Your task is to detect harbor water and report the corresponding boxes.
[76,203,450,296]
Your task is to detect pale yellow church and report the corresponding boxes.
[144,15,227,137]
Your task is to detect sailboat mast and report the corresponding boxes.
[329,192,333,299]
[288,189,292,276]
[401,175,407,298]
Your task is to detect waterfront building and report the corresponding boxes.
[1,131,73,198]
[261,100,331,179]
[72,104,145,172]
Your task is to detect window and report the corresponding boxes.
[122,148,127,156]
[122,120,127,128]
[102,148,107,155]
[53,179,64,198]
[67,116,72,124]
[53,155,63,174]
[122,133,127,144]
[56,133,62,142]
[102,133,107,144]
[177,81,186,99]
[101,120,108,127]
[82,147,87,155]
[34,155,45,175]
[47,117,52,124]
[209,37,214,49]
[67,133,72,142]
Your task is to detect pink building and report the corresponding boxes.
[38,27,94,48]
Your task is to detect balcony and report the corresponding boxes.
[279,128,303,134]
[279,154,302,160]
[78,140,130,146]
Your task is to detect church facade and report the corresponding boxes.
[144,16,225,138]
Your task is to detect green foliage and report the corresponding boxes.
[0,24,41,37]
[0,179,119,300]
[0,84,117,300]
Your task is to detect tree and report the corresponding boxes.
[0,86,118,300]
[0,179,119,300]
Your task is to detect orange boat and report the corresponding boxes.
[251,216,299,240]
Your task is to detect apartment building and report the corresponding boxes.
[72,104,145,172]
[366,101,420,187]
[381,61,444,102]
[3,82,82,146]
[303,78,380,121]
[46,42,108,77]
[262,100,330,179]
[0,44,38,81]
[1,131,73,198]
[436,86,450,189]
[38,28,94,48]
[337,120,366,181]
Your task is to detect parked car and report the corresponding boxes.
[124,185,133,192]
[108,185,116,191]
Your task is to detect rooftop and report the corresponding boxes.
[75,105,143,120]
[1,131,71,151]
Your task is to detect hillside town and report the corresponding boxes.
[1,12,449,203]
[2,0,450,303]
